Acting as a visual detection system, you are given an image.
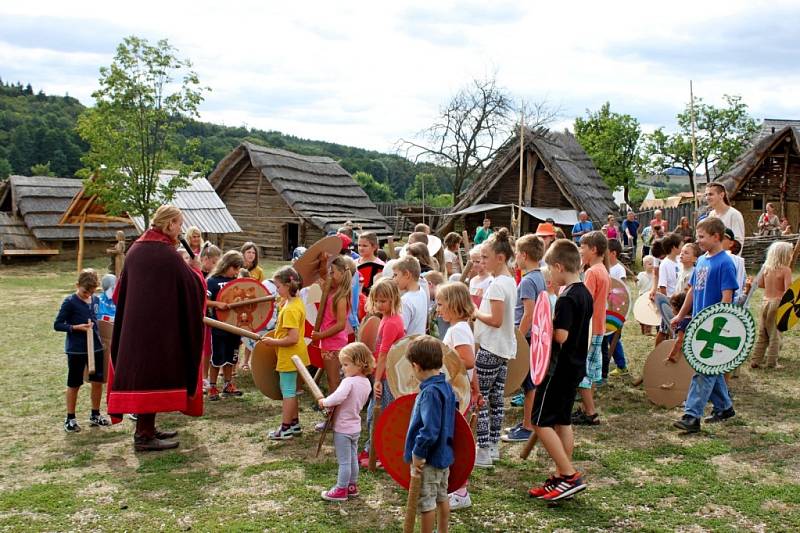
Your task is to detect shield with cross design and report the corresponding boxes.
[682,302,756,375]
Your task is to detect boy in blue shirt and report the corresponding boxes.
[404,336,456,533]
[53,269,110,432]
[670,217,738,433]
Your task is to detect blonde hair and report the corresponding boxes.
[394,255,421,280]
[436,282,474,321]
[339,342,375,376]
[273,266,302,296]
[150,205,182,232]
[77,268,99,290]
[185,226,202,242]
[368,278,401,315]
[329,255,353,313]
[764,241,793,274]
[544,239,581,274]
[540,265,552,285]
[211,250,244,278]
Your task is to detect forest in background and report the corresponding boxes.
[0,79,452,203]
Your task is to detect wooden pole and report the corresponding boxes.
[520,432,538,460]
[226,295,277,309]
[203,317,262,341]
[689,80,699,210]
[77,214,86,274]
[404,472,422,533]
[369,402,382,471]
[86,324,95,375]
[780,143,790,218]
[517,112,525,238]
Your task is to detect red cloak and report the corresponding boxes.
[107,228,206,418]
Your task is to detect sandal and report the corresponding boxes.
[241,364,250,371]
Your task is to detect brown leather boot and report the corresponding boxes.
[154,428,178,439]
[134,436,179,452]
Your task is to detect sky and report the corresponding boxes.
[1,0,798,154]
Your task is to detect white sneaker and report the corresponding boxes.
[490,445,500,461]
[448,490,472,510]
[475,447,493,468]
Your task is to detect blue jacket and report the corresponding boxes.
[53,294,103,355]
[404,373,456,469]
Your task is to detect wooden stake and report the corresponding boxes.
[203,317,262,341]
[780,144,790,218]
[520,432,538,460]
[689,80,699,209]
[86,324,95,375]
[226,295,277,309]
[404,471,422,533]
[77,214,86,274]
[369,402,382,471]
[517,110,525,238]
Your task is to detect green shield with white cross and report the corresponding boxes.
[683,303,756,375]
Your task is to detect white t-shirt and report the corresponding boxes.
[637,271,653,293]
[401,286,428,336]
[443,249,461,274]
[474,275,518,359]
[469,274,493,303]
[727,251,746,301]
[677,265,693,293]
[658,257,680,297]
[443,320,475,381]
[609,263,626,281]
[711,206,745,252]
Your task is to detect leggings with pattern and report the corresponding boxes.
[476,348,508,449]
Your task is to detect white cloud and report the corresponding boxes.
[1,0,798,153]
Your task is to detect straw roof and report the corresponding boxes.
[439,127,618,230]
[208,142,392,237]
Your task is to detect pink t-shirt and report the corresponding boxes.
[375,313,405,357]
[320,294,348,351]
[584,263,610,336]
[321,375,372,434]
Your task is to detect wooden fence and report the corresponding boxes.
[634,203,696,233]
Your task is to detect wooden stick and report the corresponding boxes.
[86,324,95,375]
[404,471,422,533]
[291,355,324,401]
[469,408,477,438]
[203,317,261,341]
[520,432,538,460]
[316,409,335,457]
[460,260,474,286]
[227,295,277,309]
[369,402,382,471]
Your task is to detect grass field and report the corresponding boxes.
[1,257,799,532]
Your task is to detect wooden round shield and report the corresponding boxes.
[683,302,756,375]
[776,276,800,332]
[216,278,274,332]
[301,284,324,368]
[633,293,661,327]
[385,336,471,414]
[357,315,380,353]
[608,278,631,318]
[294,236,341,288]
[357,261,384,294]
[642,339,695,408]
[504,329,530,397]
[374,393,475,493]
[605,310,625,334]
[530,293,552,386]
[251,332,282,401]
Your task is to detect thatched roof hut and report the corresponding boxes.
[437,127,618,236]
[208,142,393,259]
[715,121,800,235]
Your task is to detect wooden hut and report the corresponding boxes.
[437,127,618,236]
[208,142,393,259]
[715,120,800,235]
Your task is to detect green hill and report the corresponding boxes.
[0,79,447,200]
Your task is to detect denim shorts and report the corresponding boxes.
[279,371,298,398]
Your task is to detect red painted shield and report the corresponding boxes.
[357,261,384,294]
[530,292,553,386]
[216,278,274,332]
[374,393,475,493]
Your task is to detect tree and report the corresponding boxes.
[0,158,11,179]
[30,162,54,176]
[574,102,641,205]
[405,172,441,202]
[77,36,209,227]
[399,76,515,200]
[642,95,757,199]
[353,171,394,202]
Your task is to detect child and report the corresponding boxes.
[436,282,477,510]
[605,239,628,377]
[260,266,309,440]
[573,231,609,426]
[443,232,463,277]
[677,243,700,293]
[241,242,265,282]
[97,273,117,320]
[312,256,353,397]
[722,228,746,303]
[467,245,493,307]
[407,242,436,274]
[206,251,246,401]
[751,241,793,369]
[641,224,653,258]
[200,244,222,276]
[637,255,655,335]
[666,291,688,363]
[357,231,384,265]
[671,217,738,433]
[394,255,429,335]
[54,268,110,432]
[404,336,457,533]
[528,239,593,501]
[200,244,222,390]
[362,278,405,465]
[655,233,683,346]
[319,342,374,502]
[504,234,545,443]
[473,228,517,467]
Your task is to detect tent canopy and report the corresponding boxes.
[520,207,579,225]
[448,203,511,217]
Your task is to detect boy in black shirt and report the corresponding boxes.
[528,239,593,501]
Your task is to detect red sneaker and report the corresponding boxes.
[542,472,587,501]
[321,486,348,502]
[528,475,561,499]
[208,386,220,401]
[347,484,359,497]
[222,383,243,397]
